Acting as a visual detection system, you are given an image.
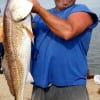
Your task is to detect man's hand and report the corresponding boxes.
[28,0,41,13]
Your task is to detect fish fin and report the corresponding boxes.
[22,24,34,42]
[25,72,34,84]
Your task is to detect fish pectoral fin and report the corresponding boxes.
[25,72,34,84]
[22,24,34,42]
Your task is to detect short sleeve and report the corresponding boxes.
[70,4,98,29]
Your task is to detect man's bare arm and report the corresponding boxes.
[30,0,93,40]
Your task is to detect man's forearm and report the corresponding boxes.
[32,5,72,40]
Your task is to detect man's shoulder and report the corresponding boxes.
[68,4,94,15]
[72,4,89,11]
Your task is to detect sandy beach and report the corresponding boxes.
[0,74,100,100]
[0,74,33,100]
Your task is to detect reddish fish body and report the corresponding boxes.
[3,1,33,100]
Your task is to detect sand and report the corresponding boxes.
[0,74,100,100]
[0,74,32,100]
[87,78,100,100]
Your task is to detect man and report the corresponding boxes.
[30,0,98,100]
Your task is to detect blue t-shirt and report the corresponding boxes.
[31,4,98,88]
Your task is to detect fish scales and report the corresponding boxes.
[3,2,33,100]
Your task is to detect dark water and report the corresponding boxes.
[88,23,100,74]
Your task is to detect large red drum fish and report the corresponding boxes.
[3,0,33,99]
